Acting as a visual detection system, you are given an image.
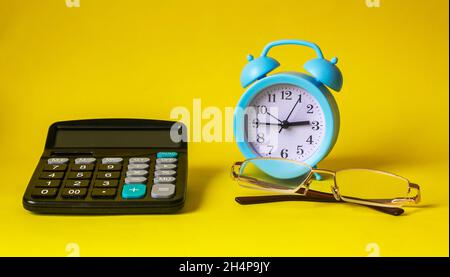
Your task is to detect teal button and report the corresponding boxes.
[156,152,178,158]
[122,184,146,199]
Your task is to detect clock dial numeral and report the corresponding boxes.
[280,148,289,159]
[256,105,268,114]
[311,121,320,130]
[252,118,260,128]
[247,84,326,163]
[256,133,265,143]
[281,90,292,100]
[296,145,304,156]
[266,145,274,156]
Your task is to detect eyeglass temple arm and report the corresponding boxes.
[235,190,404,216]
[236,190,340,204]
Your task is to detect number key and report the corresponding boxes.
[43,164,67,171]
[96,172,120,179]
[72,164,95,171]
[34,180,61,188]
[68,172,92,179]
[65,180,90,188]
[94,180,119,188]
[40,171,64,179]
[99,164,122,171]
[31,188,58,198]
[61,188,87,199]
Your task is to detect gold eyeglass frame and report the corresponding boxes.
[231,158,421,210]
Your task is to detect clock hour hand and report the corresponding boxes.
[287,121,310,127]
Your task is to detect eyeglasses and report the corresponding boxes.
[231,158,421,216]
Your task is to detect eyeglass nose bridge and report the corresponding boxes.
[294,172,316,196]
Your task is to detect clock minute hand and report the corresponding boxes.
[279,95,302,133]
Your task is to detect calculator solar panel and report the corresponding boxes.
[22,119,187,214]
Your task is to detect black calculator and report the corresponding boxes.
[22,119,187,214]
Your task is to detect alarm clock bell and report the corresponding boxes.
[240,40,343,92]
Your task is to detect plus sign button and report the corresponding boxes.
[122,184,147,199]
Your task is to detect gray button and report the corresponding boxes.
[128,164,149,170]
[156,158,177,164]
[126,170,148,177]
[154,170,176,177]
[125,176,147,184]
[154,176,176,184]
[47,158,69,165]
[129,157,150,164]
[155,163,177,170]
[75,157,96,164]
[102,157,123,164]
[151,184,175,198]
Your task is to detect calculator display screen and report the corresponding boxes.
[54,130,181,148]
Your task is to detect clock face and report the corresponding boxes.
[246,84,326,162]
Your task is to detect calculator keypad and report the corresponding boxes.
[31,152,180,201]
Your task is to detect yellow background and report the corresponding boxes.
[0,0,448,256]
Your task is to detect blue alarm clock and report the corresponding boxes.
[234,40,343,177]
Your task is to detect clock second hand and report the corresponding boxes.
[266,111,283,123]
[279,95,301,133]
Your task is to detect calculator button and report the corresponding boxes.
[155,164,177,170]
[43,164,67,171]
[122,184,146,199]
[94,180,119,188]
[102,157,123,164]
[125,176,147,184]
[151,184,175,199]
[31,188,58,198]
[91,188,117,199]
[47,158,69,165]
[65,180,90,188]
[154,170,176,177]
[127,164,149,170]
[156,158,177,164]
[96,172,120,179]
[129,157,150,164]
[156,152,178,158]
[68,172,92,179]
[74,157,96,164]
[72,164,95,171]
[40,171,64,179]
[34,180,61,188]
[153,176,176,184]
[61,188,87,199]
[99,164,122,171]
[126,170,148,177]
